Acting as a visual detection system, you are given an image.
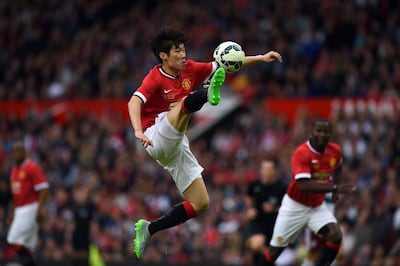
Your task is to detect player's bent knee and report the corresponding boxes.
[320,224,342,243]
[329,230,342,243]
[194,200,209,214]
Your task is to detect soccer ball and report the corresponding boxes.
[213,41,245,73]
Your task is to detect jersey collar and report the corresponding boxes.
[307,140,322,155]
[159,67,179,79]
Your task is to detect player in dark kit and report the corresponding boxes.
[71,186,95,266]
[244,159,286,265]
[258,120,357,266]
[128,27,283,259]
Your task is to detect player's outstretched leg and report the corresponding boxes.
[208,67,226,106]
[133,219,150,259]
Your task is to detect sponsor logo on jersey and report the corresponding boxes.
[311,160,319,170]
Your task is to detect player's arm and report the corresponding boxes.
[37,187,49,224]
[297,179,337,194]
[297,175,356,195]
[6,202,14,225]
[292,149,355,194]
[31,164,49,224]
[127,95,153,147]
[243,51,283,66]
[331,164,342,202]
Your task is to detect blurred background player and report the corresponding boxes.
[71,185,96,266]
[6,141,49,266]
[128,27,282,259]
[258,120,357,266]
[244,159,286,265]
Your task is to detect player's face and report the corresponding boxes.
[260,160,276,184]
[310,122,331,152]
[11,145,26,165]
[162,44,186,75]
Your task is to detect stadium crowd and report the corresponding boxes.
[1,0,400,265]
[0,0,399,100]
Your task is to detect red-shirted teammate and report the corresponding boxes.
[6,141,49,266]
[258,120,356,266]
[128,27,282,259]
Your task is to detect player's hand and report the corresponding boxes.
[260,51,283,63]
[262,202,275,213]
[336,184,357,194]
[135,130,153,148]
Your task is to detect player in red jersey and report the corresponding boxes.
[258,120,356,266]
[6,141,49,266]
[128,27,282,259]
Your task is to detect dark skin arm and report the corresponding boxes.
[297,177,356,195]
[331,165,342,202]
[37,188,49,224]
[7,203,14,225]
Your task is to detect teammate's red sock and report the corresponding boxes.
[257,249,274,266]
[11,244,36,266]
[315,241,340,266]
[148,200,197,235]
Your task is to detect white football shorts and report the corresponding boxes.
[144,112,204,193]
[270,194,337,247]
[7,202,39,250]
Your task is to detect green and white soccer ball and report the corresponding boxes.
[213,41,245,73]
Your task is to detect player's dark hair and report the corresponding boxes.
[311,119,332,131]
[11,140,25,150]
[150,27,187,63]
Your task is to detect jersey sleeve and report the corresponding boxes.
[29,162,49,191]
[134,69,159,104]
[291,146,311,180]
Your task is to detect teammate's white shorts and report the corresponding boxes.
[144,112,204,193]
[270,194,337,247]
[7,202,39,250]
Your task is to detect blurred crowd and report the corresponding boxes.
[0,0,400,100]
[0,99,399,266]
[1,0,400,265]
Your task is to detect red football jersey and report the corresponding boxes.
[10,159,49,207]
[286,141,342,207]
[134,60,214,130]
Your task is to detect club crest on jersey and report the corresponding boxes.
[181,78,191,90]
[329,158,337,168]
[19,171,26,179]
[276,236,284,244]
